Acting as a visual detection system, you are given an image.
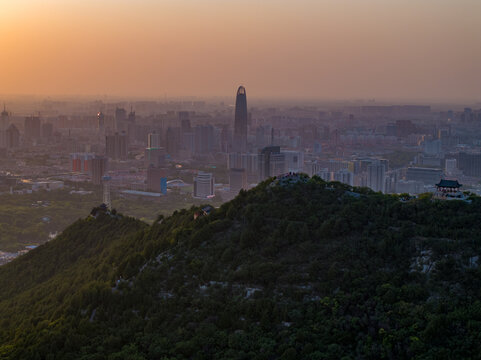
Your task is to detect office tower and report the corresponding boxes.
[180,118,191,134]
[458,152,481,177]
[194,125,214,154]
[462,108,473,122]
[5,124,20,149]
[258,146,286,181]
[41,123,53,138]
[182,132,195,155]
[115,107,126,132]
[97,112,105,130]
[0,105,8,148]
[179,112,193,153]
[229,168,247,197]
[233,86,248,152]
[0,105,8,129]
[367,162,386,193]
[102,176,112,210]
[179,111,190,129]
[193,171,215,199]
[144,147,165,168]
[128,107,136,123]
[227,152,259,183]
[148,131,162,148]
[91,156,108,185]
[24,116,41,140]
[255,125,273,149]
[105,132,128,160]
[165,127,180,157]
[146,165,165,192]
[220,124,232,153]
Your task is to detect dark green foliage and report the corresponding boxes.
[0,178,480,359]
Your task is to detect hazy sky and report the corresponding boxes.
[1,0,480,102]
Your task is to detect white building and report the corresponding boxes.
[193,172,214,199]
[367,162,386,193]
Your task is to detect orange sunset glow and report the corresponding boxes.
[0,0,480,101]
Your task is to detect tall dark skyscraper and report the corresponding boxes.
[24,116,41,141]
[233,85,248,153]
[115,107,127,132]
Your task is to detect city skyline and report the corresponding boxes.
[0,0,480,102]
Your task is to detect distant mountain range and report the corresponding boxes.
[0,176,480,359]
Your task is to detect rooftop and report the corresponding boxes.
[436,179,462,188]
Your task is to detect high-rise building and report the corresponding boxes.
[144,147,165,168]
[367,162,386,192]
[458,152,481,177]
[193,171,215,199]
[179,111,191,132]
[24,116,41,140]
[128,107,136,123]
[228,152,259,183]
[5,124,20,149]
[0,105,8,148]
[0,105,8,130]
[41,123,54,138]
[255,125,272,149]
[194,125,214,154]
[71,153,94,173]
[102,176,112,210]
[165,127,180,157]
[148,132,162,148]
[147,165,165,192]
[115,107,127,132]
[258,146,286,181]
[91,156,108,185]
[105,132,128,160]
[97,112,105,129]
[233,86,248,152]
[229,168,247,197]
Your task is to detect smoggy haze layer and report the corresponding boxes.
[0,0,480,101]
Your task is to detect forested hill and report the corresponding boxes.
[0,176,480,359]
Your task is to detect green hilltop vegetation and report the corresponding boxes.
[0,188,222,252]
[0,176,480,359]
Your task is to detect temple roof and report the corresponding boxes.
[436,179,462,188]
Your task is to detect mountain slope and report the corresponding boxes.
[0,177,480,359]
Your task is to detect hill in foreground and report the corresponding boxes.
[0,176,480,359]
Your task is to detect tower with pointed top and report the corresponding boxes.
[233,86,248,153]
[1,104,9,131]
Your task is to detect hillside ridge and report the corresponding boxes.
[0,177,480,359]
